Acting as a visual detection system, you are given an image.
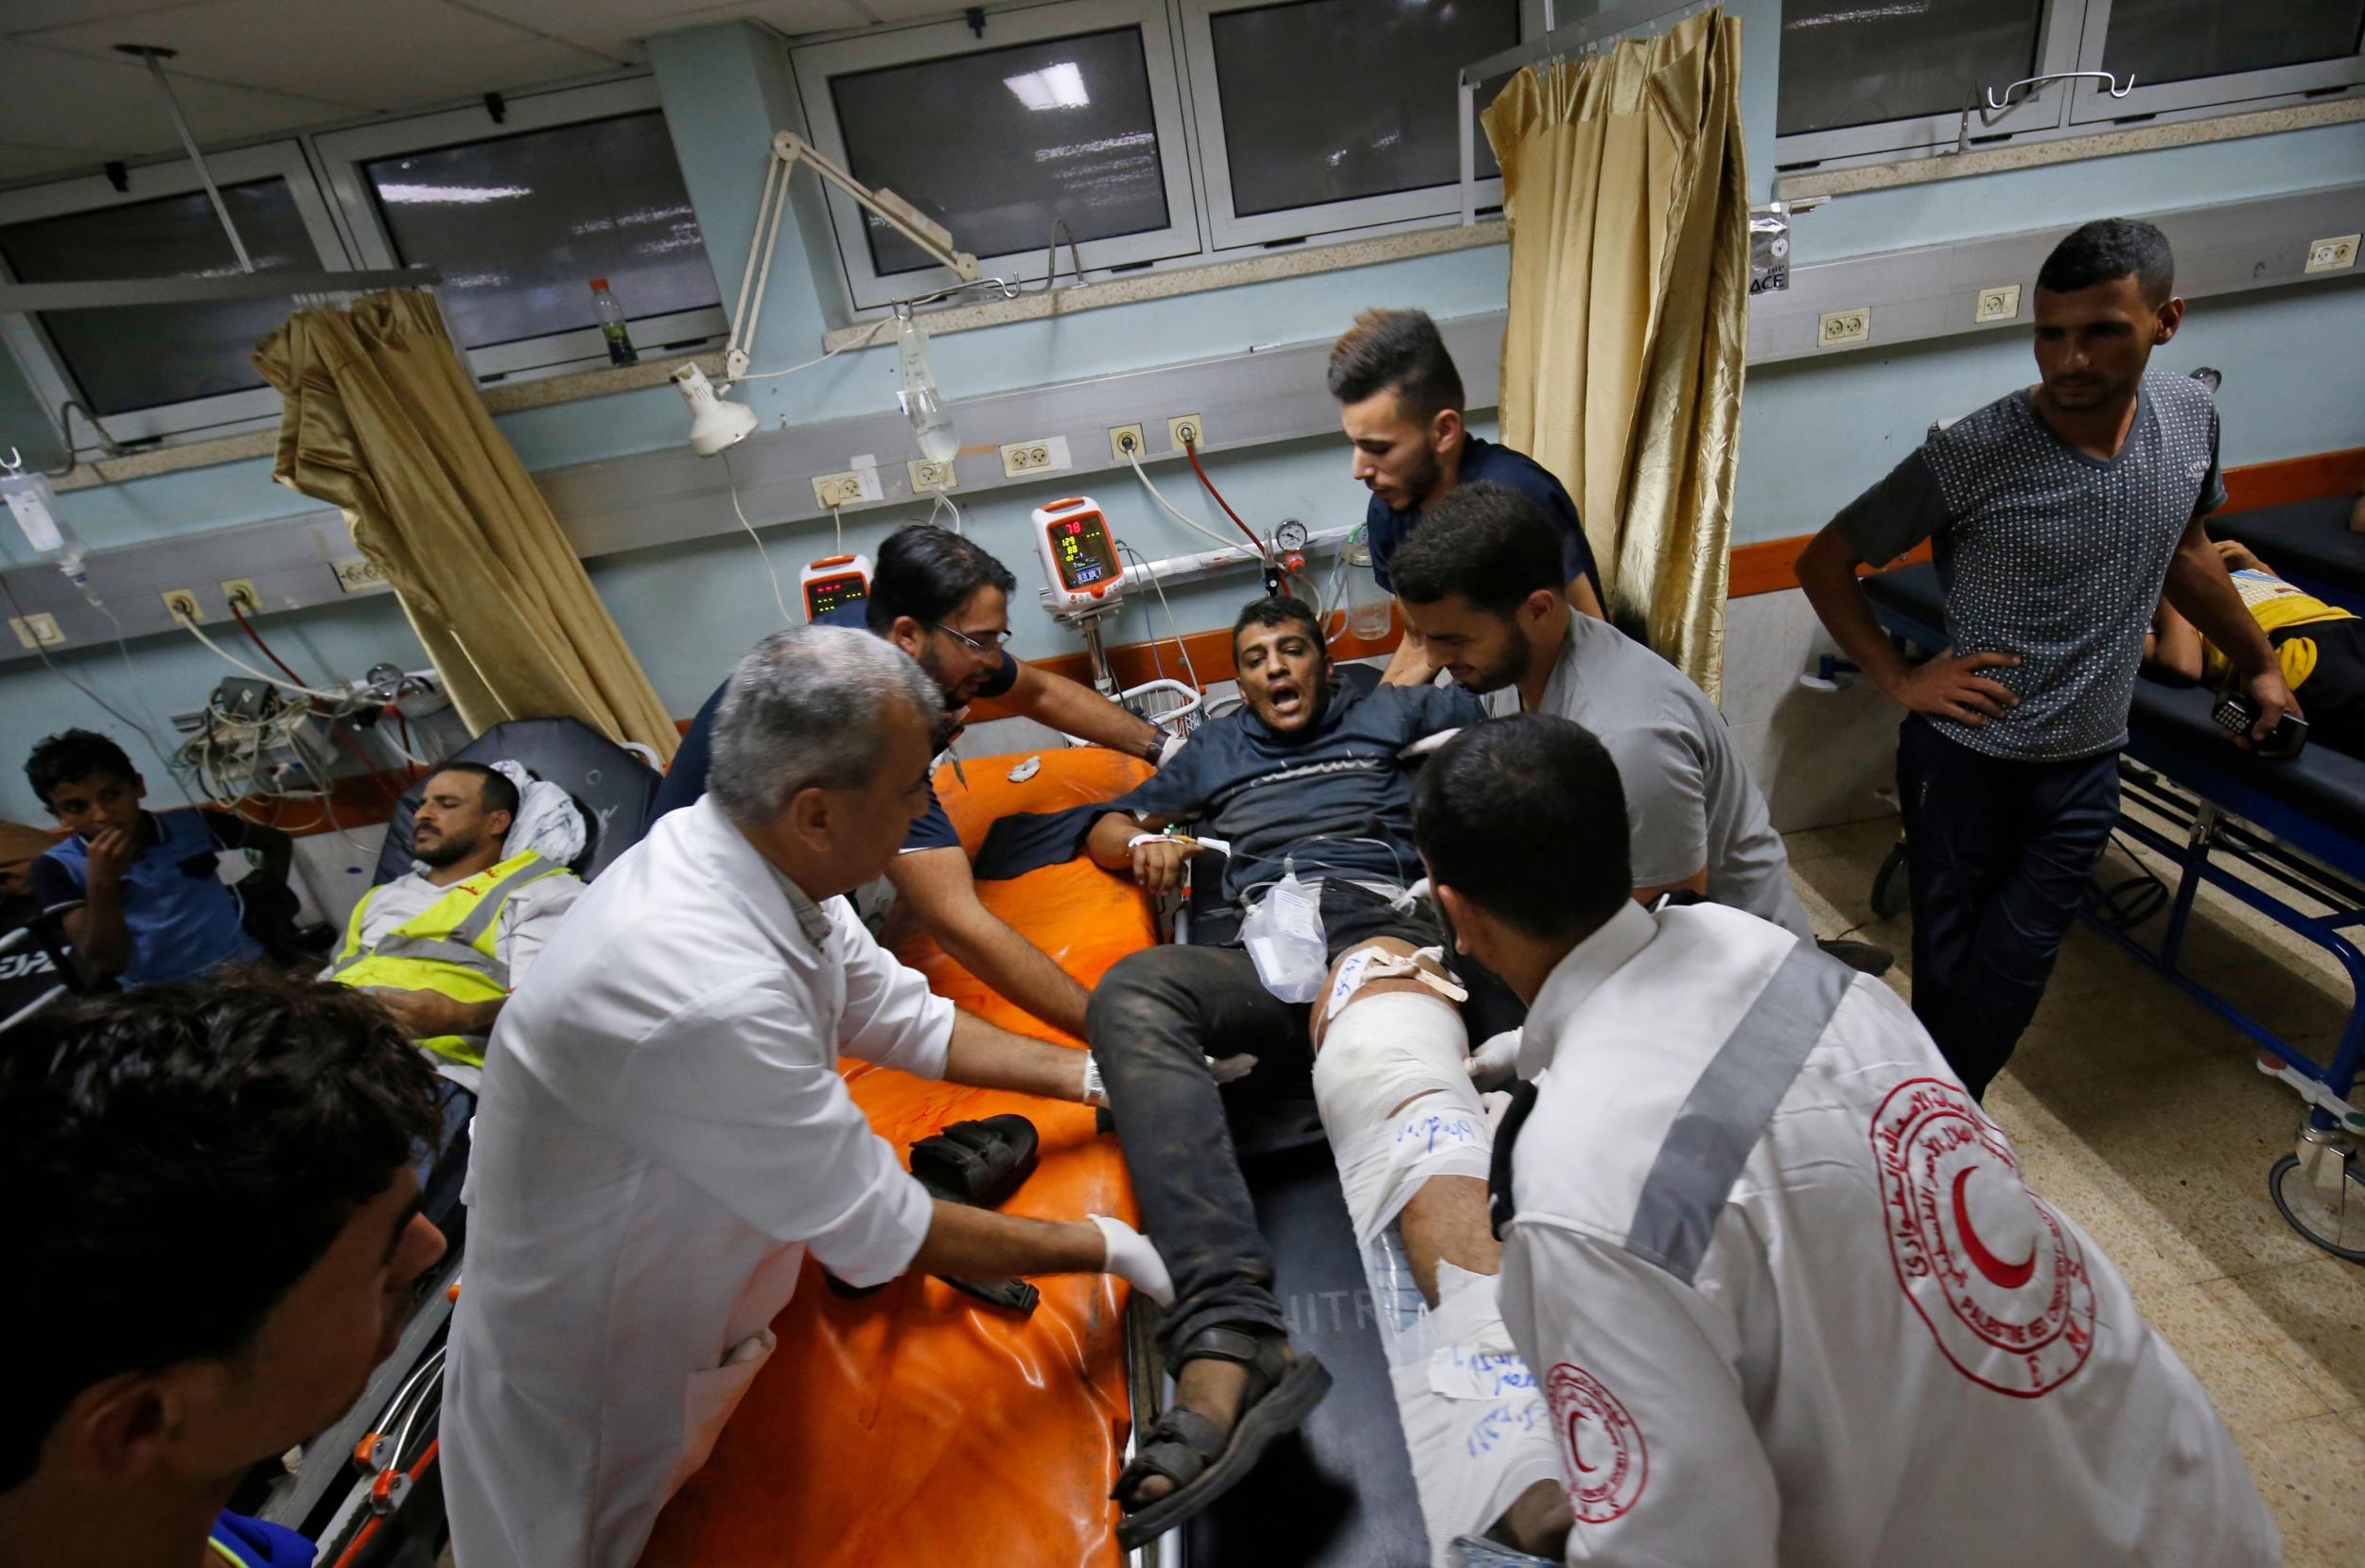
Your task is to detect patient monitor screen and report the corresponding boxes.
[1050,512,1119,591]
[803,570,867,619]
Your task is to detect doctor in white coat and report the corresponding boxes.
[442,625,1171,1568]
[1410,715,2275,1568]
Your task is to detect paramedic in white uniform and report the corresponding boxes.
[1411,714,2276,1567]
[442,625,1172,1568]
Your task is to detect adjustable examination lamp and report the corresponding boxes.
[674,131,985,458]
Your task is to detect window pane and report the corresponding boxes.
[830,27,1170,276]
[0,179,316,417]
[1778,0,2044,137]
[364,111,721,354]
[2101,0,2364,88]
[1209,0,1519,218]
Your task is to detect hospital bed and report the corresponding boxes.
[2209,492,2365,616]
[1860,561,2365,1262]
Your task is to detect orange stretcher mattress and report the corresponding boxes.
[642,748,1157,1568]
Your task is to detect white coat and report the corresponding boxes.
[441,795,955,1568]
[1499,899,2278,1567]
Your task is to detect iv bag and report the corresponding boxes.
[897,313,957,463]
[3,467,89,587]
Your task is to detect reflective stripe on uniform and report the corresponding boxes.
[1623,940,1857,1285]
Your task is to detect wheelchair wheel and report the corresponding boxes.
[2268,1152,2365,1263]
[1870,842,1910,922]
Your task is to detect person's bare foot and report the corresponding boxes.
[1489,1477,1573,1559]
[1127,1357,1252,1505]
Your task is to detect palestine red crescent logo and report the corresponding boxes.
[1872,1077,2096,1397]
[1543,1363,1647,1522]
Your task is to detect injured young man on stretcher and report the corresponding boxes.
[1075,593,1568,1559]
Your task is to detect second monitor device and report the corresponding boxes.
[1034,497,1124,613]
[801,552,872,620]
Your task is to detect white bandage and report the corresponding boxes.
[1312,988,1489,1246]
[1391,1263,1559,1564]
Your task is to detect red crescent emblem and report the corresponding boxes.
[1951,1166,2036,1290]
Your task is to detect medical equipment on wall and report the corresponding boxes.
[2,452,91,590]
[1035,496,1125,612]
[799,552,871,619]
[1342,534,1392,638]
[681,130,1015,459]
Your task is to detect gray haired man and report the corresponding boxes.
[443,625,1172,1568]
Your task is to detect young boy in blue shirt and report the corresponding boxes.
[26,728,294,985]
[0,974,449,1567]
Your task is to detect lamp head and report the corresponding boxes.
[674,363,760,458]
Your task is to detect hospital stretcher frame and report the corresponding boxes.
[1861,563,2365,1262]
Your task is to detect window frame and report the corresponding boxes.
[791,0,1208,311]
[310,76,727,383]
[1175,0,1535,250]
[0,141,353,446]
[2063,0,2365,125]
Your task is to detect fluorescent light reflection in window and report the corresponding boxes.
[1004,61,1091,110]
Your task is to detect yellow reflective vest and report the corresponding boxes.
[332,849,570,1068]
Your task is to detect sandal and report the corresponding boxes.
[909,1113,1040,1206]
[1112,1325,1331,1549]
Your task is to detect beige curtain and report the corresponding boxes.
[1482,9,1748,697]
[254,290,677,761]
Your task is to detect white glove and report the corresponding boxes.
[1083,1053,1109,1106]
[1467,1028,1522,1092]
[1091,1214,1174,1307]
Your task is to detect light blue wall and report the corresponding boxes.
[4,6,2360,822]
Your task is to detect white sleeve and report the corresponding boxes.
[1498,1220,1778,1567]
[616,970,933,1288]
[500,874,585,989]
[1598,721,1709,893]
[829,899,955,1079]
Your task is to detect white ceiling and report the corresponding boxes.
[0,0,957,185]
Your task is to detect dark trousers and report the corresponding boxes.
[1087,882,1445,1371]
[1897,716,2120,1100]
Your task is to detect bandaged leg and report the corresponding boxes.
[1311,980,1559,1565]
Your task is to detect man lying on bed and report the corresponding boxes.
[2146,533,2364,755]
[1077,594,1567,1559]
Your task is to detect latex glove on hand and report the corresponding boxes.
[1091,1214,1174,1307]
[1467,1028,1522,1092]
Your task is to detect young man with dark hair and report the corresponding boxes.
[1797,216,2297,1098]
[0,973,450,1568]
[325,759,582,1084]
[1393,480,1809,938]
[1069,598,1568,1557]
[1328,307,1603,684]
[1413,714,2276,1567]
[25,727,293,986]
[655,523,1170,1036]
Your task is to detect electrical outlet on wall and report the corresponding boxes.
[908,459,958,492]
[1817,308,1871,347]
[2304,234,2358,273]
[9,613,64,649]
[1973,285,2021,322]
[1000,436,1073,478]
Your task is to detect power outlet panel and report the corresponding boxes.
[219,578,259,612]
[812,467,883,509]
[1817,307,1871,347]
[1108,424,1147,462]
[161,588,201,621]
[2304,233,2359,273]
[908,458,958,493]
[331,557,388,594]
[1000,435,1073,478]
[9,612,64,649]
[1168,414,1205,449]
[1973,284,2022,322]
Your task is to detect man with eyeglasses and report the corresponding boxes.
[655,523,1171,1037]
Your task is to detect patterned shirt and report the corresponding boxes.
[1836,371,2225,761]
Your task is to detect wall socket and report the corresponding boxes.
[812,470,870,509]
[2304,233,2359,273]
[1817,307,1871,346]
[9,613,64,649]
[1973,284,2022,322]
[219,578,259,611]
[1108,424,1147,462]
[908,458,958,492]
[1001,435,1073,478]
[161,588,201,621]
[331,557,388,594]
[1168,413,1205,449]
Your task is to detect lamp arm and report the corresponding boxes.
[771,133,979,281]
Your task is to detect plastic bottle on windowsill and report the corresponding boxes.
[589,278,639,366]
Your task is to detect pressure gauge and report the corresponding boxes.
[1274,519,1307,552]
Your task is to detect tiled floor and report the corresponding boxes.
[1786,814,2365,1568]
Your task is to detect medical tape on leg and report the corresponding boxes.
[1326,947,1469,1016]
[1312,989,1489,1247]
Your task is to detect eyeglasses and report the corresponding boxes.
[935,622,1012,655]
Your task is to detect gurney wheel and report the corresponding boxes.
[1870,842,1910,922]
[2268,1153,2365,1263]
